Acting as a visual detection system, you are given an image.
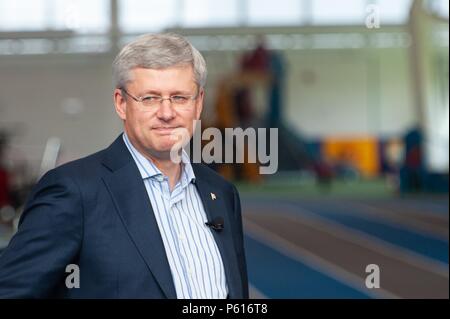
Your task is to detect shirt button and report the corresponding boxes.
[178,234,185,241]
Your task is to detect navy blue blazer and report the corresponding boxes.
[0,135,248,298]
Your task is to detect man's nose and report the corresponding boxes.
[156,100,175,121]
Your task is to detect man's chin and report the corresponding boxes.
[143,135,185,158]
[152,142,179,155]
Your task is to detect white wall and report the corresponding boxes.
[0,54,122,173]
[282,47,415,138]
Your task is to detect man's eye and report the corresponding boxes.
[172,96,189,102]
[142,96,160,102]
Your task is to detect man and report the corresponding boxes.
[0,33,248,299]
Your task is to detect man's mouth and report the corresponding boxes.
[152,126,180,134]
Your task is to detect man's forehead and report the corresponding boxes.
[131,65,194,75]
[127,67,198,93]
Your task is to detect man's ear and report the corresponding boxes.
[114,88,127,121]
[195,89,204,120]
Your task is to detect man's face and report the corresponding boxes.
[114,65,203,159]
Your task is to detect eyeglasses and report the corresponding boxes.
[120,88,199,107]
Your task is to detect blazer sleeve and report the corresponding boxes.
[231,184,249,299]
[0,168,83,298]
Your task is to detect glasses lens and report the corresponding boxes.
[171,96,191,105]
[141,96,160,107]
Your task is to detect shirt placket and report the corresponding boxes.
[171,181,201,297]
[161,176,197,298]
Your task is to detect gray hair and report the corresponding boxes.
[113,33,207,89]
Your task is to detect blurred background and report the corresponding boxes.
[0,0,448,298]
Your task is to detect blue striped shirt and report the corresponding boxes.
[122,133,228,299]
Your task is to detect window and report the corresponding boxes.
[247,0,303,25]
[0,0,47,31]
[0,0,418,34]
[310,0,414,25]
[119,0,177,33]
[311,0,366,25]
[47,0,110,33]
[182,0,240,27]
[425,0,449,18]
[375,0,413,25]
[0,0,110,33]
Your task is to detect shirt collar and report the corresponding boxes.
[122,132,196,185]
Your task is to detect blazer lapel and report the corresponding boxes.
[192,165,243,299]
[101,136,176,299]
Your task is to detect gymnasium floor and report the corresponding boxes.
[242,186,448,299]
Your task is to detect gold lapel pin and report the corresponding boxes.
[210,192,217,200]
